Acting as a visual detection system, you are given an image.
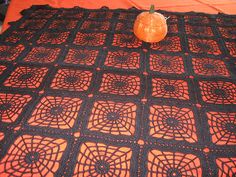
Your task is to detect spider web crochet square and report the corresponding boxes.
[0,135,67,176]
[87,100,137,136]
[216,158,236,177]
[149,105,198,143]
[50,68,93,92]
[188,38,221,56]
[104,50,140,70]
[3,66,48,89]
[150,36,182,52]
[147,149,202,176]
[152,78,190,100]
[206,111,236,145]
[0,93,31,123]
[99,73,140,96]
[28,96,82,129]
[149,54,185,74]
[63,48,98,66]
[0,44,24,61]
[112,34,142,48]
[73,142,132,177]
[192,58,230,77]
[23,47,61,63]
[74,32,106,46]
[199,81,236,104]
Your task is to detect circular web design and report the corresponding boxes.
[99,73,140,96]
[115,22,133,32]
[218,27,236,39]
[73,142,132,177]
[207,112,236,145]
[168,23,178,34]
[118,12,137,20]
[105,50,140,69]
[216,158,236,177]
[147,149,202,177]
[185,25,213,36]
[50,68,93,92]
[216,17,236,26]
[0,44,24,61]
[64,48,98,66]
[188,38,221,55]
[73,32,106,46]
[152,78,189,100]
[112,34,142,48]
[58,10,84,18]
[88,12,113,19]
[0,135,67,176]
[49,19,77,29]
[0,93,31,123]
[5,30,34,43]
[0,65,7,75]
[30,9,57,18]
[149,105,198,143]
[20,19,47,29]
[149,54,184,74]
[87,100,137,136]
[184,15,210,24]
[37,32,69,44]
[81,21,110,31]
[3,66,48,89]
[199,81,236,104]
[150,36,181,52]
[24,47,61,63]
[192,58,229,77]
[28,96,82,129]
[225,41,236,57]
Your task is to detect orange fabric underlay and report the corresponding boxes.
[1,0,236,33]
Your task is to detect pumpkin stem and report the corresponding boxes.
[149,4,155,14]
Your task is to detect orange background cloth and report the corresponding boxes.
[2,0,236,33]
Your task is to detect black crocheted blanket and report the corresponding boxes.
[0,5,236,177]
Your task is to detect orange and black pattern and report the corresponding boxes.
[0,5,235,176]
[24,46,61,63]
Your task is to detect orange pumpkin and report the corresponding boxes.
[133,5,168,43]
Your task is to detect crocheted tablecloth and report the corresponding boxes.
[0,5,236,176]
